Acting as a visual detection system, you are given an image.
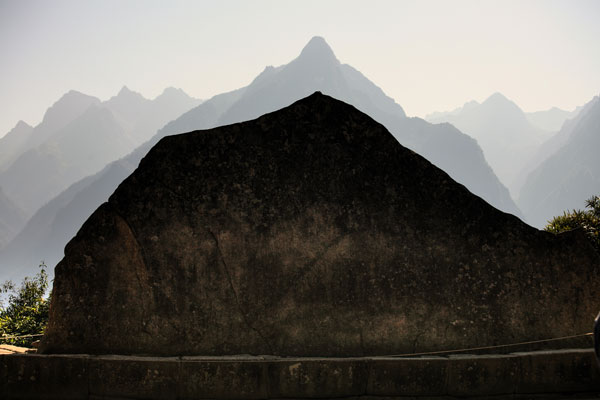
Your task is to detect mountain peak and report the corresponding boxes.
[45,91,100,120]
[158,87,189,98]
[2,120,33,141]
[118,85,132,95]
[61,90,97,101]
[153,87,199,104]
[297,36,338,64]
[485,92,510,104]
[161,86,184,95]
[481,92,525,116]
[14,120,32,130]
[116,85,144,99]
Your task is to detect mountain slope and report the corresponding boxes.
[0,91,101,173]
[513,96,599,196]
[218,37,406,126]
[0,121,33,172]
[526,106,580,132]
[0,105,130,215]
[518,96,600,227]
[0,160,135,278]
[0,96,224,281]
[0,188,27,249]
[0,87,200,217]
[104,86,202,147]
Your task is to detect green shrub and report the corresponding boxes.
[0,263,50,347]
[545,196,599,252]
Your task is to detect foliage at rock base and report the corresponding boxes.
[545,196,600,252]
[0,264,50,347]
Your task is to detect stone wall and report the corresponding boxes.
[2,350,599,399]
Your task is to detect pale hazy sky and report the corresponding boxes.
[1,0,599,136]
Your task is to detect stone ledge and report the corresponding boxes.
[1,349,599,399]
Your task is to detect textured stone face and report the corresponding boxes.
[40,92,600,356]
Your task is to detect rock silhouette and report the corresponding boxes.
[41,93,600,356]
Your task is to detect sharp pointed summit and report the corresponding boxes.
[296,36,338,65]
[115,85,144,100]
[14,120,32,130]
[483,92,514,106]
[118,85,132,94]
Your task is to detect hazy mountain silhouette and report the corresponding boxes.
[526,106,580,132]
[0,91,101,173]
[0,105,131,215]
[0,187,26,249]
[0,88,200,217]
[104,86,202,147]
[513,97,599,196]
[518,95,600,227]
[0,160,135,276]
[425,100,479,121]
[0,36,520,281]
[0,87,239,279]
[218,36,406,126]
[426,92,551,194]
[0,121,33,172]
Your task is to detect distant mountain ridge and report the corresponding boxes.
[0,91,101,173]
[0,121,33,172]
[518,95,600,227]
[0,36,520,281]
[0,87,200,214]
[526,106,580,132]
[426,92,552,194]
[0,103,129,214]
[0,87,200,254]
[427,99,579,134]
[513,97,598,197]
[0,188,26,249]
[217,37,406,126]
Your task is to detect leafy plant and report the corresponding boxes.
[545,196,600,252]
[0,263,50,347]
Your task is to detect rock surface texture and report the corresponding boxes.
[40,93,600,356]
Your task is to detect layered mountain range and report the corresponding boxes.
[0,37,520,281]
[3,36,583,281]
[427,93,599,228]
[0,87,200,270]
[0,87,200,216]
[426,93,554,194]
[526,106,581,132]
[518,96,600,227]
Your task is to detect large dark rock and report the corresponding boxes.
[40,92,600,356]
